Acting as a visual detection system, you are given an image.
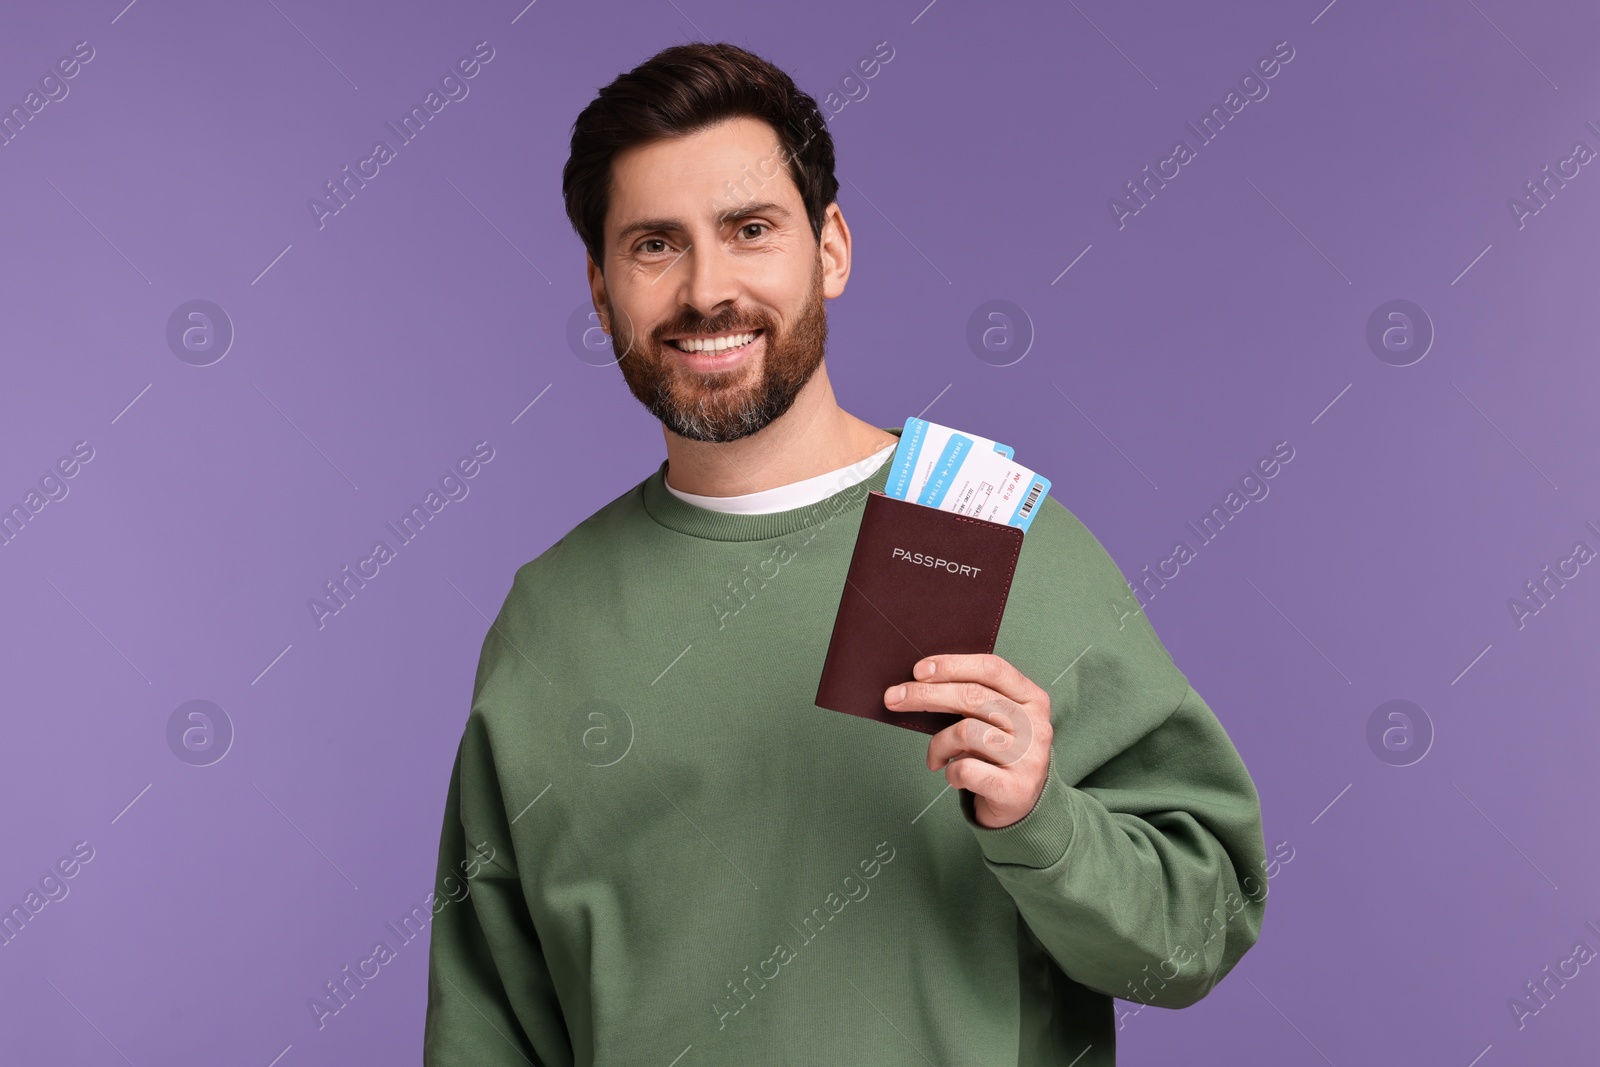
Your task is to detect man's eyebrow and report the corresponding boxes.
[715,201,791,225]
[614,202,792,246]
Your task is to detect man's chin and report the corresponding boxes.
[617,316,824,443]
[655,394,772,443]
[672,359,756,388]
[648,375,790,442]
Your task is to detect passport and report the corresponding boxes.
[814,490,1025,736]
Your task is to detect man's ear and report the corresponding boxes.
[819,202,851,299]
[586,254,608,332]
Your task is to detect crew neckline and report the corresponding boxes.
[642,426,901,541]
[664,440,895,514]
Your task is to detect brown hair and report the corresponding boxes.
[562,42,838,274]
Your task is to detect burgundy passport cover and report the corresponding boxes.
[814,490,1025,735]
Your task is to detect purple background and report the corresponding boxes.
[3,0,1597,1063]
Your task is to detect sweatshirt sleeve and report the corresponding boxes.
[957,680,1267,1009]
[423,721,573,1066]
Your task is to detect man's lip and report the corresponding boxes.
[662,331,762,367]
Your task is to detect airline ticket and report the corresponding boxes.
[919,438,1050,531]
[885,416,1012,503]
[885,417,1049,531]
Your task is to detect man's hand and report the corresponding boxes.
[884,653,1053,829]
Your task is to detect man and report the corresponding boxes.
[424,41,1266,1066]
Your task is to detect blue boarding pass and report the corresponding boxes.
[920,439,1051,531]
[886,418,1050,532]
[885,416,1013,503]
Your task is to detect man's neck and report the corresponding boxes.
[661,363,898,497]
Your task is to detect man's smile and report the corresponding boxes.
[662,329,764,372]
[665,328,763,350]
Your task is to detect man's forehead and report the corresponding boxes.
[607,120,798,234]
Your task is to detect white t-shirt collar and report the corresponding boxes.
[663,442,895,515]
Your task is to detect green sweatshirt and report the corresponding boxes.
[424,426,1267,1066]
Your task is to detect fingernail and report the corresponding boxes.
[887,685,906,704]
[914,661,935,679]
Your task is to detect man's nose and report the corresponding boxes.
[674,239,742,321]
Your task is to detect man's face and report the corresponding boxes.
[589,116,841,443]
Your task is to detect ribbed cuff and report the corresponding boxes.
[960,759,1079,869]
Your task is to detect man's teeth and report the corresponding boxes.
[669,331,758,353]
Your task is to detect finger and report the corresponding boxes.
[914,653,1038,705]
[885,679,1012,729]
[942,754,1009,798]
[927,714,1026,770]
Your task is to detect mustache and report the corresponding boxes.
[658,318,766,339]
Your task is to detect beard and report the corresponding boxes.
[606,255,827,443]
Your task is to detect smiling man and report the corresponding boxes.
[588,93,895,491]
[424,41,1266,1067]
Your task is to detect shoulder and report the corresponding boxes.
[1008,491,1180,674]
[467,471,651,697]
[504,468,653,606]
[1016,493,1136,602]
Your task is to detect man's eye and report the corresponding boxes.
[637,239,668,255]
[740,223,768,239]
